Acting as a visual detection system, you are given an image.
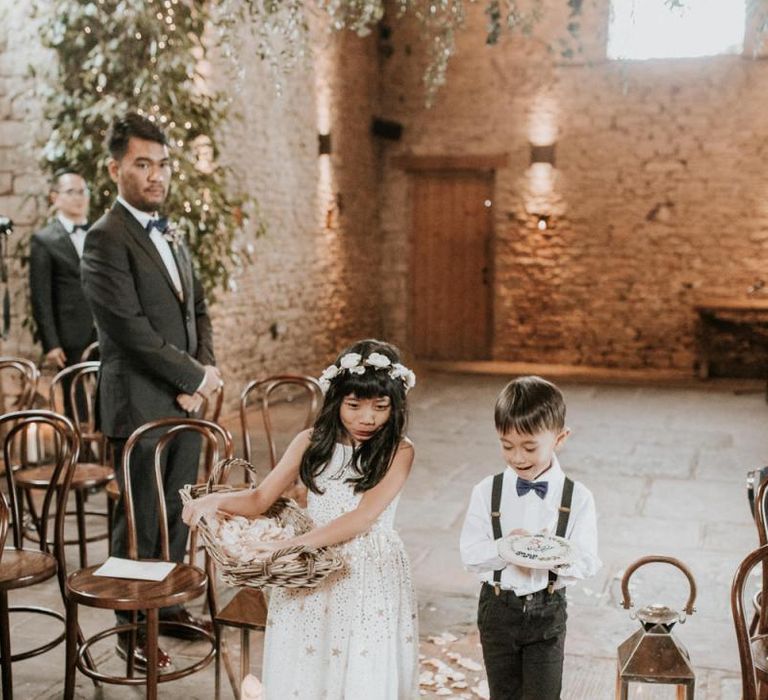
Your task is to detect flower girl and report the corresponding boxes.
[183,339,418,699]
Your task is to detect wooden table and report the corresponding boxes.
[694,298,768,392]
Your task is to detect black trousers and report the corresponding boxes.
[478,583,567,700]
[109,431,201,624]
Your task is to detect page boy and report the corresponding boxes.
[459,375,601,699]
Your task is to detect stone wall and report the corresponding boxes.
[0,5,49,358]
[379,0,768,375]
[0,6,382,405]
[211,22,383,398]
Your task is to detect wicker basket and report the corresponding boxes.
[180,457,345,589]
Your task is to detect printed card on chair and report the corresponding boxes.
[93,557,176,581]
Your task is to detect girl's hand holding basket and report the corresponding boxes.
[180,457,345,589]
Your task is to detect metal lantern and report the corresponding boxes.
[616,555,697,700]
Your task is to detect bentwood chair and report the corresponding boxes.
[748,477,768,636]
[0,358,39,478]
[204,456,269,700]
[64,417,231,700]
[0,411,84,699]
[14,362,113,568]
[106,381,226,556]
[732,543,768,700]
[240,375,322,483]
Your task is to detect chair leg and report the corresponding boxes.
[1,590,13,700]
[106,495,114,556]
[214,625,221,700]
[64,596,79,700]
[240,628,250,693]
[146,609,159,700]
[74,489,87,568]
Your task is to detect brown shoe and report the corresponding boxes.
[115,632,173,672]
[159,607,213,640]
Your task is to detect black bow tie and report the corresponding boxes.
[72,223,89,234]
[516,477,549,499]
[145,217,168,234]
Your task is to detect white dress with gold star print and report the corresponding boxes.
[261,443,418,699]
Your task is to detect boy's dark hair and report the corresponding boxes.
[300,339,409,495]
[106,112,167,160]
[494,375,566,435]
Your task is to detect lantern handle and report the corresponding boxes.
[620,555,697,617]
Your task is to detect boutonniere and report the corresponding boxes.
[162,222,184,250]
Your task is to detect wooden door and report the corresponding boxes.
[410,170,494,360]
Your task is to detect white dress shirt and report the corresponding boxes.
[117,195,183,298]
[459,454,601,595]
[57,214,87,258]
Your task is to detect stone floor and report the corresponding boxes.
[3,369,765,698]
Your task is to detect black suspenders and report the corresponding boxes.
[490,472,574,596]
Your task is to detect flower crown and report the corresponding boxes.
[318,352,416,394]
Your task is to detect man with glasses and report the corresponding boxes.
[29,168,97,383]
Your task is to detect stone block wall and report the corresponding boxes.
[378,0,768,375]
[0,6,383,406]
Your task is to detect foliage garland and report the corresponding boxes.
[31,0,261,299]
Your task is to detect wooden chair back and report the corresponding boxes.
[200,381,224,423]
[0,490,8,559]
[121,417,234,561]
[732,543,768,700]
[50,362,103,461]
[1,411,79,557]
[239,375,323,471]
[49,362,99,426]
[79,341,99,362]
[755,476,768,546]
[0,357,39,413]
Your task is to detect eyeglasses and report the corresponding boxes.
[57,188,90,196]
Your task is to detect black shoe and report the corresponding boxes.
[159,608,213,640]
[115,632,173,672]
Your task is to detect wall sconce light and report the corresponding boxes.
[318,132,332,156]
[536,215,550,231]
[530,143,556,166]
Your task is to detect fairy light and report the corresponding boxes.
[84,26,92,33]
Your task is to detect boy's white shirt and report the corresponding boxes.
[459,454,601,596]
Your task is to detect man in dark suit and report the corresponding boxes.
[81,112,222,670]
[29,169,97,383]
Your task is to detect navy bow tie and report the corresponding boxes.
[145,217,168,234]
[516,477,548,499]
[72,223,89,234]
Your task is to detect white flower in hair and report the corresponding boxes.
[365,352,392,369]
[317,351,416,394]
[339,352,362,369]
[318,364,340,394]
[320,364,340,381]
[390,363,417,391]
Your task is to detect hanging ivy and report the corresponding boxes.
[31,0,263,299]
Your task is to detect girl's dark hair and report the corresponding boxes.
[494,375,566,436]
[300,339,409,494]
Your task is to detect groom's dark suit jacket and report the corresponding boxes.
[81,202,215,438]
[29,219,96,357]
